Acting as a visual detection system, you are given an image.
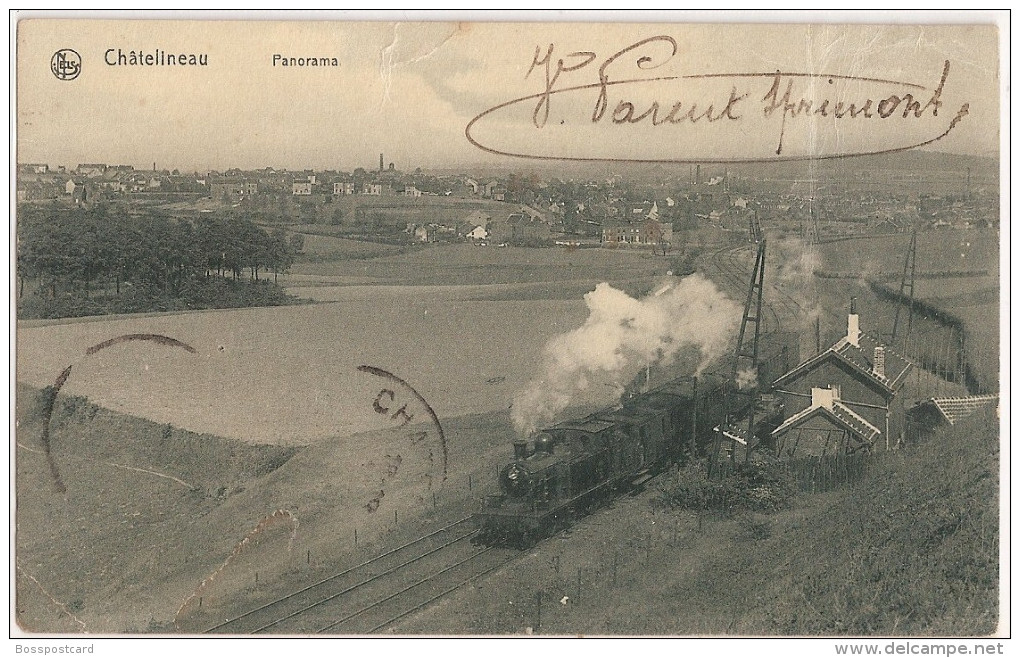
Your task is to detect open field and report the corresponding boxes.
[286,230,406,259]
[17,294,599,445]
[290,242,668,286]
[16,244,673,445]
[814,229,999,278]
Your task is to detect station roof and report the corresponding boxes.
[773,332,912,396]
[928,394,999,425]
[772,399,882,445]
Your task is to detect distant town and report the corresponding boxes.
[16,151,999,251]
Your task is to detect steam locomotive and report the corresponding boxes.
[474,374,785,548]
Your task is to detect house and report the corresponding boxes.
[333,182,355,195]
[76,163,107,178]
[487,213,552,245]
[403,185,422,198]
[905,394,998,442]
[600,219,672,246]
[465,225,488,241]
[771,302,912,452]
[602,220,639,244]
[600,202,673,246]
[362,182,382,196]
[211,178,256,199]
[211,179,242,199]
[292,181,313,196]
[66,179,97,204]
[771,385,883,458]
[123,173,149,193]
[413,225,437,243]
[461,210,491,230]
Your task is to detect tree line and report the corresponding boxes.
[17,205,303,316]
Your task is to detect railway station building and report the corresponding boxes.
[770,305,912,455]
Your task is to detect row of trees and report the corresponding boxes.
[17,205,303,303]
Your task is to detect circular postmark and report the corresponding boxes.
[357,365,447,513]
[50,49,81,81]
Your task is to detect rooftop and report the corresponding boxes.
[772,399,882,445]
[774,330,912,395]
[930,395,999,425]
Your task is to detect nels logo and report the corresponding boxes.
[50,49,81,81]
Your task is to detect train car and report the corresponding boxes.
[474,376,729,548]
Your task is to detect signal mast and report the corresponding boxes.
[709,229,767,476]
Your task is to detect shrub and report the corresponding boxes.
[658,454,796,515]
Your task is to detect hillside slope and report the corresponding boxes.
[678,408,999,635]
[615,408,1000,635]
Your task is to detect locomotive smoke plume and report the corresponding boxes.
[770,238,825,331]
[512,274,741,436]
[735,367,758,390]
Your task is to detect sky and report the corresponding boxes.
[16,19,1001,172]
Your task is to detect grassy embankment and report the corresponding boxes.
[14,380,520,633]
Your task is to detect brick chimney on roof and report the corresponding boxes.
[847,296,860,347]
[873,346,886,379]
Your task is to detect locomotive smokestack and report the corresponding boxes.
[513,439,528,460]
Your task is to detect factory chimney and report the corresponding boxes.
[379,153,384,173]
[696,164,701,185]
[847,297,860,347]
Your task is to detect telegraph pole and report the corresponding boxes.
[891,228,918,353]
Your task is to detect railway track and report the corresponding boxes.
[204,517,518,635]
[706,242,804,335]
